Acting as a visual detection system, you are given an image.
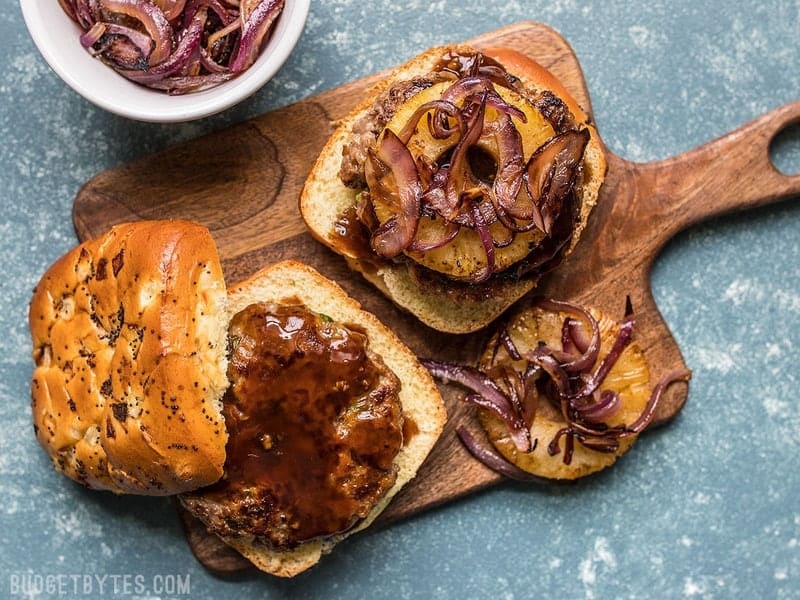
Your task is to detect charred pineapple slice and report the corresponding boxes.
[478,305,651,480]
[370,82,555,280]
[385,82,554,161]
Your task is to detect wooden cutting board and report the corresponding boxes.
[73,21,800,574]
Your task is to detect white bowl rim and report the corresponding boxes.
[20,0,310,123]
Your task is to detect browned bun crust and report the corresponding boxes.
[29,220,229,495]
[300,44,607,334]
[481,47,590,122]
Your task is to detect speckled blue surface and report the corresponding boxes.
[2,2,799,599]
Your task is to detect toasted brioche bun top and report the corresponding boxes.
[482,47,589,122]
[182,260,447,577]
[300,44,607,334]
[29,220,229,495]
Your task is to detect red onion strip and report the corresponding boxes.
[536,298,601,373]
[79,23,106,48]
[229,0,284,72]
[59,0,79,22]
[567,313,634,401]
[422,360,531,452]
[462,392,532,453]
[567,419,628,440]
[490,214,515,248]
[547,427,575,464]
[475,64,515,88]
[525,348,570,398]
[397,100,461,145]
[524,129,590,234]
[442,77,526,122]
[561,317,580,355]
[199,48,230,74]
[576,389,621,423]
[407,221,460,252]
[576,437,619,453]
[183,0,235,28]
[499,329,522,361]
[498,365,526,419]
[427,107,461,140]
[469,198,496,283]
[152,0,187,20]
[74,0,97,29]
[442,93,486,219]
[566,318,591,354]
[490,115,530,220]
[147,72,235,94]
[99,0,174,66]
[82,23,156,65]
[456,426,542,483]
[207,20,241,52]
[627,369,691,433]
[369,129,423,258]
[118,8,204,84]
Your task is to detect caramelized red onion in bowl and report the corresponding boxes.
[59,0,285,94]
[23,0,308,120]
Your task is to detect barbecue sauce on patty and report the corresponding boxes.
[184,303,403,549]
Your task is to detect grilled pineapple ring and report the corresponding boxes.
[371,82,556,281]
[478,305,651,480]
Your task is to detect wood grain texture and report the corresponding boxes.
[73,21,800,575]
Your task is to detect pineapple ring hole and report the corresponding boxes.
[466,146,498,185]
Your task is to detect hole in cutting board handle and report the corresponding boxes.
[769,122,800,177]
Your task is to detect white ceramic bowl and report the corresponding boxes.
[20,0,310,123]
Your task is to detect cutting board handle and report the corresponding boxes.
[630,100,800,250]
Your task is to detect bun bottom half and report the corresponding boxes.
[182,260,447,577]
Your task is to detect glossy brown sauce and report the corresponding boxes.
[203,303,403,549]
[333,203,520,301]
[402,416,419,444]
[334,205,374,260]
[433,50,510,80]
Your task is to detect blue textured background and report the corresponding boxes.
[3,1,799,598]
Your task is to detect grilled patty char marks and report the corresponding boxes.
[182,303,403,550]
[338,76,439,189]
